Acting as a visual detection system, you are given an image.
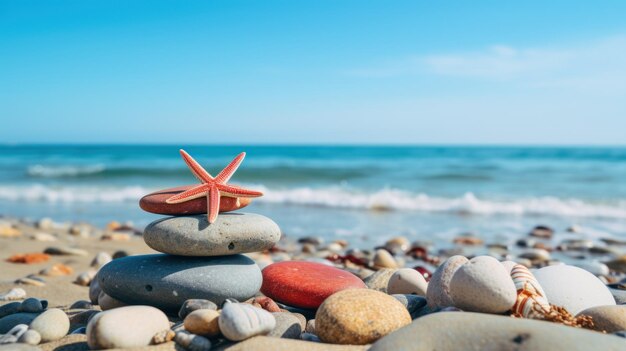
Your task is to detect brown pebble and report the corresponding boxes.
[183,309,221,337]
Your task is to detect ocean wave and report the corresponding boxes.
[256,186,626,219]
[27,164,107,177]
[0,184,147,203]
[1,184,625,219]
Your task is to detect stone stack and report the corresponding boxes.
[97,186,281,312]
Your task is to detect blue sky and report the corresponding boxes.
[1,1,625,144]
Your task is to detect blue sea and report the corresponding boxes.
[1,145,625,246]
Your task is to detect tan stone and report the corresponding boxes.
[316,289,411,345]
[183,309,220,337]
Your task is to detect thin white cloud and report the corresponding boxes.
[346,35,626,91]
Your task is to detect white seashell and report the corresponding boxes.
[174,331,212,351]
[0,324,29,344]
[510,264,551,319]
[0,288,26,301]
[218,302,276,341]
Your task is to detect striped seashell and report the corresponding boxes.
[510,264,550,319]
[218,301,276,341]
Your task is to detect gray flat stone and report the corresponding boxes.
[369,312,626,351]
[143,213,281,256]
[98,254,262,311]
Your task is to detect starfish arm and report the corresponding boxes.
[214,152,246,184]
[208,185,220,223]
[218,183,263,198]
[180,149,213,183]
[165,184,209,204]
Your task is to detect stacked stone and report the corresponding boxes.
[96,185,281,312]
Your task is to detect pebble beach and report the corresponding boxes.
[1,210,625,350]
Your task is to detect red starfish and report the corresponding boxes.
[166,150,263,223]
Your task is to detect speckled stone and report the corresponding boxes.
[449,256,516,313]
[315,289,411,345]
[143,213,281,256]
[426,255,468,308]
[87,306,170,349]
[98,254,262,310]
[577,305,626,333]
[369,312,626,351]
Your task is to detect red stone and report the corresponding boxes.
[261,261,366,309]
[139,185,252,215]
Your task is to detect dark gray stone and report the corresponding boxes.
[0,302,21,319]
[178,299,218,319]
[143,213,281,256]
[98,254,262,311]
[0,313,39,334]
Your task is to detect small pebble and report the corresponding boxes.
[17,330,41,345]
[14,277,45,287]
[70,300,93,310]
[174,331,212,351]
[219,302,276,341]
[178,299,218,319]
[184,309,220,337]
[43,246,88,256]
[40,263,73,277]
[372,249,398,269]
[152,329,175,344]
[387,268,428,296]
[74,270,97,286]
[300,332,321,342]
[31,232,56,242]
[90,252,112,269]
[70,327,87,334]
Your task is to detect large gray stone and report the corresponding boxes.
[98,254,262,311]
[143,213,281,256]
[370,312,626,351]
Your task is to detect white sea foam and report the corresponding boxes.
[0,184,625,219]
[27,164,106,177]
